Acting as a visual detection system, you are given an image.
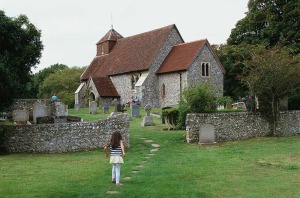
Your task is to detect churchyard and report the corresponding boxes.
[0,107,299,197]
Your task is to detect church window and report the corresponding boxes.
[101,44,104,54]
[201,62,210,77]
[131,75,135,89]
[162,83,166,98]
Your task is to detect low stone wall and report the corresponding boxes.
[186,111,300,143]
[2,113,130,153]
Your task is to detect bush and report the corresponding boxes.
[177,83,218,128]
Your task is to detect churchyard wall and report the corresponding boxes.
[186,111,300,143]
[2,113,130,153]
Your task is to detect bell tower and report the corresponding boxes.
[96,28,123,56]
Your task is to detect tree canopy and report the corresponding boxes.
[38,67,86,108]
[242,46,300,134]
[228,0,300,54]
[0,11,43,111]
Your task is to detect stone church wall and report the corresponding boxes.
[187,44,224,96]
[2,114,130,153]
[142,27,184,107]
[186,111,300,143]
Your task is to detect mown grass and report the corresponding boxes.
[0,108,299,197]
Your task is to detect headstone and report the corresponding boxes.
[131,104,140,117]
[12,109,29,123]
[141,104,155,126]
[117,104,122,112]
[144,104,151,116]
[55,102,68,116]
[33,101,48,124]
[199,124,215,144]
[74,103,80,111]
[103,105,109,114]
[112,99,119,112]
[89,101,98,114]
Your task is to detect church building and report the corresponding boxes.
[75,24,225,108]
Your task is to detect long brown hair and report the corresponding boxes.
[110,131,122,148]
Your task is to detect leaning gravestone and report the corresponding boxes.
[89,101,98,114]
[103,105,109,114]
[199,124,215,144]
[33,101,48,124]
[141,104,155,126]
[131,104,140,117]
[13,109,29,124]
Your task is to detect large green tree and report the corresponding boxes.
[0,11,43,111]
[28,63,68,98]
[228,0,300,54]
[242,46,300,135]
[38,67,85,108]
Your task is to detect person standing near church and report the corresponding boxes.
[104,131,126,186]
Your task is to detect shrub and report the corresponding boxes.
[177,83,218,128]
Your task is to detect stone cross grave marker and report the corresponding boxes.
[33,101,48,124]
[141,104,155,126]
[89,101,98,114]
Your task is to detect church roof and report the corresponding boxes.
[156,40,207,74]
[81,24,182,81]
[96,28,123,44]
[91,77,119,97]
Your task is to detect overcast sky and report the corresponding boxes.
[0,0,249,73]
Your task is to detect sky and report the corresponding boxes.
[0,0,249,73]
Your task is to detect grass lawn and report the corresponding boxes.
[0,108,299,197]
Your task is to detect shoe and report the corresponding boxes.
[116,183,123,186]
[112,180,116,184]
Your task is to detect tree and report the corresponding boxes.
[0,11,43,111]
[242,46,300,135]
[177,83,218,128]
[38,67,86,108]
[213,44,252,99]
[28,63,68,98]
[228,0,300,54]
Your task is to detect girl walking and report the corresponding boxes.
[104,131,126,186]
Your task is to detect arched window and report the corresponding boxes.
[201,62,210,77]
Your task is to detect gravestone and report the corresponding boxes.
[131,104,140,117]
[199,124,215,144]
[12,109,29,124]
[103,105,109,114]
[89,101,98,114]
[112,99,119,112]
[117,104,122,112]
[55,102,68,116]
[74,103,80,111]
[33,101,48,124]
[141,104,155,126]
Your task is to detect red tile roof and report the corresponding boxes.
[92,77,119,97]
[80,55,109,81]
[156,40,206,74]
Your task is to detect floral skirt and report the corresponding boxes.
[110,156,124,164]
